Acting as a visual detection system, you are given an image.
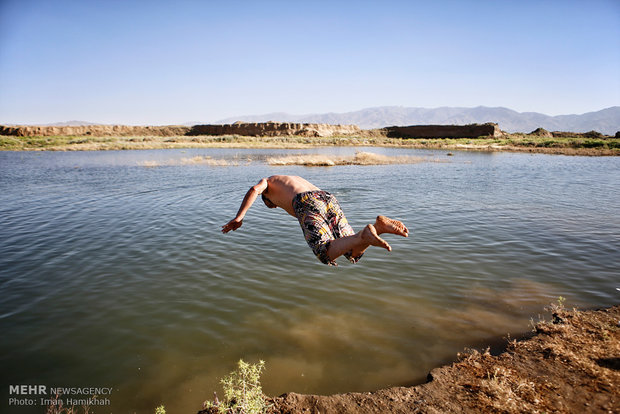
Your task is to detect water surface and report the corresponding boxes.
[1,148,618,413]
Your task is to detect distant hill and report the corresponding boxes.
[214,106,620,135]
[2,120,99,127]
[43,121,99,126]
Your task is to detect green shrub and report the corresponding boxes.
[204,359,267,414]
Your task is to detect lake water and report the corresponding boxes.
[1,147,618,413]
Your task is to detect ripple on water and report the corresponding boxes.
[0,149,618,412]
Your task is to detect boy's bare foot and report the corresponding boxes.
[361,224,391,251]
[374,215,409,237]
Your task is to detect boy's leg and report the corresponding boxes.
[327,216,409,262]
[327,224,391,262]
[374,215,409,237]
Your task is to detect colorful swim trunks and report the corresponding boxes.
[292,190,361,266]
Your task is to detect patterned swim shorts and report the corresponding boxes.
[292,190,361,266]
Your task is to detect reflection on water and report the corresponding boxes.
[0,148,618,413]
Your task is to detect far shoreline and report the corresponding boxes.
[1,134,618,156]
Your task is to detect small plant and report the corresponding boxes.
[45,393,94,414]
[155,405,166,414]
[549,296,567,324]
[204,359,267,414]
[529,317,537,332]
[482,366,537,410]
[556,296,566,308]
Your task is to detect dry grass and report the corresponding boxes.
[267,151,441,166]
[479,366,538,412]
[2,134,618,155]
[138,151,442,168]
[138,155,237,167]
[138,160,161,167]
[45,393,94,414]
[178,155,237,166]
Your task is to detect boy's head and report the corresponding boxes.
[261,193,277,208]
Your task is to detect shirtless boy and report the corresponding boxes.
[222,175,409,265]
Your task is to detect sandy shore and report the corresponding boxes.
[200,304,619,413]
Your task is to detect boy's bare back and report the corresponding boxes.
[262,175,319,217]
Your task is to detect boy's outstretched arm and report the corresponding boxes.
[221,178,268,233]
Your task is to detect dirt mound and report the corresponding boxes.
[529,127,553,138]
[0,125,190,137]
[0,122,361,138]
[187,122,362,137]
[261,305,619,413]
[383,123,502,139]
[551,130,606,138]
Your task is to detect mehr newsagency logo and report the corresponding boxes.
[8,385,113,408]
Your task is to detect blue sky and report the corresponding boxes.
[0,0,618,124]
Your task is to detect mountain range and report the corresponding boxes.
[214,106,620,135]
[15,106,619,135]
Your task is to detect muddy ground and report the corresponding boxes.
[202,305,620,413]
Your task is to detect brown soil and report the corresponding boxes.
[245,305,619,413]
[449,144,618,156]
[0,124,191,137]
[528,128,553,138]
[0,122,361,138]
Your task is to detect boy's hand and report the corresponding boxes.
[222,218,243,233]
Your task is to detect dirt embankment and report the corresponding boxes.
[383,123,502,139]
[3,123,616,155]
[528,128,609,139]
[0,124,191,137]
[0,122,501,139]
[260,305,619,413]
[187,122,362,137]
[2,122,615,141]
[0,122,362,138]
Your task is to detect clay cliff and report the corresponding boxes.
[0,125,191,137]
[0,122,503,139]
[187,122,362,137]
[383,123,502,138]
[0,122,362,138]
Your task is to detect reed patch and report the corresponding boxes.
[267,151,442,166]
[138,156,238,167]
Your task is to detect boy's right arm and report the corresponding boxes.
[221,178,268,233]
